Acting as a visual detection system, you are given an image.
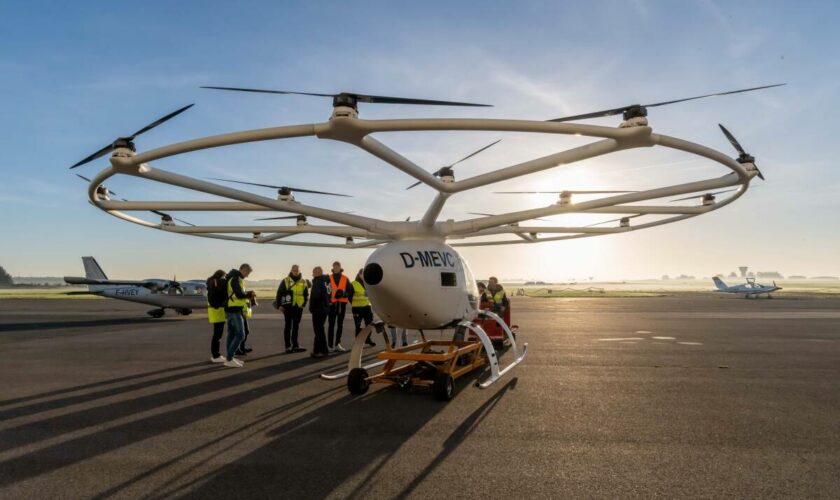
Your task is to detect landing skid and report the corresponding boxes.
[321,315,528,401]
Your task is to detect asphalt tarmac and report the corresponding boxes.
[0,295,838,499]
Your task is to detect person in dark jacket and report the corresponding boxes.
[327,261,353,352]
[275,264,309,353]
[224,264,255,368]
[309,266,331,358]
[206,269,227,363]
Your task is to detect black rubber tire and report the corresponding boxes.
[432,372,455,401]
[347,368,370,395]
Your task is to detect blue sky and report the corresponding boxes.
[1,1,838,280]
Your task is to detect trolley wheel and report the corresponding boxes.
[432,372,455,401]
[347,368,370,395]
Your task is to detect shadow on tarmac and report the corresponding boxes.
[0,353,373,485]
[0,317,179,333]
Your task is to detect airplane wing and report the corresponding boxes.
[63,277,162,289]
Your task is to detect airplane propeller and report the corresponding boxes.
[75,174,194,226]
[718,124,765,180]
[70,104,194,169]
[208,178,352,198]
[201,86,491,109]
[406,140,501,190]
[547,84,785,123]
[585,214,644,227]
[669,188,738,203]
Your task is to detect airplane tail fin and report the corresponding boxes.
[82,257,108,280]
[712,277,728,291]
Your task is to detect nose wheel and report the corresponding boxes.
[147,308,165,318]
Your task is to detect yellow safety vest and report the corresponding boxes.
[283,276,308,308]
[207,304,226,323]
[227,276,249,308]
[243,303,253,318]
[351,280,370,308]
[492,290,506,304]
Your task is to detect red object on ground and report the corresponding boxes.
[474,300,514,346]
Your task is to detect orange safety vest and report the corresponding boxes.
[329,273,349,303]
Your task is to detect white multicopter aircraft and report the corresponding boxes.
[713,276,782,299]
[69,83,781,390]
[64,257,206,317]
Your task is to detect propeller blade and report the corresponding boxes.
[585,214,643,227]
[354,93,491,107]
[548,84,785,122]
[75,173,117,196]
[446,139,502,168]
[646,84,786,109]
[70,144,116,169]
[208,178,352,197]
[718,124,746,155]
[150,209,194,226]
[128,103,194,139]
[201,86,334,97]
[407,139,502,190]
[669,188,737,202]
[70,104,194,169]
[254,215,299,221]
[201,86,491,107]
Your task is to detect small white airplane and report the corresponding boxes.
[64,257,206,317]
[713,276,782,299]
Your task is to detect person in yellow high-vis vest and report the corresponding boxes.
[350,269,376,347]
[275,264,309,353]
[224,263,254,368]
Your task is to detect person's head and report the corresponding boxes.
[356,269,364,282]
[332,261,342,274]
[477,282,486,292]
[313,266,323,277]
[290,264,300,277]
[239,263,253,278]
[488,276,498,286]
[211,269,225,280]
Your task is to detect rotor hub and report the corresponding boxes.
[277,187,294,201]
[113,138,136,152]
[160,214,174,226]
[296,215,307,226]
[622,105,648,120]
[737,153,756,164]
[333,93,358,109]
[702,194,716,206]
[438,166,455,183]
[619,217,630,227]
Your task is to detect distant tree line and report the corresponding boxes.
[0,266,13,287]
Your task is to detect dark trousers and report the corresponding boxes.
[283,306,303,349]
[352,306,374,343]
[328,301,347,347]
[239,317,250,350]
[312,311,329,355]
[210,322,225,358]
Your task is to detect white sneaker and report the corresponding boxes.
[335,343,346,352]
[233,358,244,367]
[210,356,226,363]
[223,360,241,368]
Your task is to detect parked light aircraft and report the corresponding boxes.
[64,257,206,317]
[713,276,782,298]
[70,83,781,398]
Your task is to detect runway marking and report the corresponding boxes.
[677,341,703,346]
[652,336,675,340]
[596,337,644,341]
[636,330,652,334]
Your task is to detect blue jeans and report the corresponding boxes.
[226,312,245,361]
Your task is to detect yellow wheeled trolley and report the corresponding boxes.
[321,311,527,401]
